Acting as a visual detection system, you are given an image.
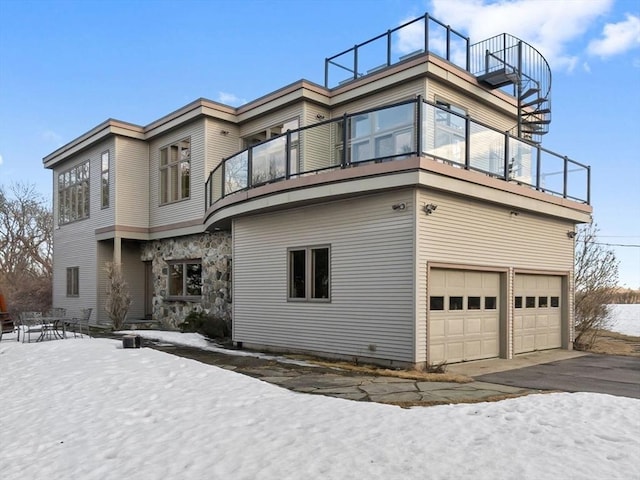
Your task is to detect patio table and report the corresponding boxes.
[37,317,67,341]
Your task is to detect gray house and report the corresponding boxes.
[44,14,591,368]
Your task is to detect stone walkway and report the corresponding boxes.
[148,342,535,406]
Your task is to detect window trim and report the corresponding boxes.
[159,137,191,205]
[101,150,110,209]
[287,245,331,302]
[166,259,202,300]
[66,267,79,297]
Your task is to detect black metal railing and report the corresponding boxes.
[205,98,590,212]
[324,13,469,88]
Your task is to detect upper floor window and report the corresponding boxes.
[58,161,90,225]
[101,151,110,208]
[160,138,190,204]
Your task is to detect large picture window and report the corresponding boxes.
[101,151,109,208]
[288,246,330,301]
[66,267,79,297]
[168,260,202,298]
[58,161,90,224]
[160,138,191,204]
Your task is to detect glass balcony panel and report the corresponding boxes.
[349,104,415,164]
[357,34,389,76]
[423,102,466,165]
[211,165,223,203]
[566,160,589,202]
[224,151,248,196]
[298,122,336,174]
[508,137,536,186]
[252,136,286,185]
[539,149,565,196]
[468,121,505,177]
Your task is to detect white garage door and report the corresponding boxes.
[513,274,562,354]
[428,269,500,364]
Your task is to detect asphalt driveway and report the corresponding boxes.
[475,354,640,399]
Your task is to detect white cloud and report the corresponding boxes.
[217,91,247,107]
[428,0,613,71]
[588,13,640,57]
[0,153,3,166]
[582,61,592,73]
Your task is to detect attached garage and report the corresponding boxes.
[428,268,502,363]
[513,274,563,354]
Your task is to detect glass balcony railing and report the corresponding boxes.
[205,98,591,211]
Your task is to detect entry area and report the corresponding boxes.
[428,268,501,364]
[513,274,563,354]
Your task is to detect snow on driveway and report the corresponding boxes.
[0,338,638,480]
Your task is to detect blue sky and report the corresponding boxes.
[1,0,639,287]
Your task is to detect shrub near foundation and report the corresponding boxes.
[180,311,230,339]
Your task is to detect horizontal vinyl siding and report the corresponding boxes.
[115,137,149,229]
[418,189,574,269]
[233,190,416,362]
[53,222,98,322]
[149,120,205,229]
[330,79,425,117]
[301,102,334,173]
[428,79,515,132]
[239,104,303,138]
[205,118,241,174]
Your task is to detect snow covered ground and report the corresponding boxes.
[607,304,640,337]
[1,338,638,480]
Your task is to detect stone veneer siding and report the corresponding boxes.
[141,232,232,329]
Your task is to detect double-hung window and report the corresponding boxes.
[160,138,191,204]
[66,267,79,296]
[288,246,330,301]
[167,260,202,299]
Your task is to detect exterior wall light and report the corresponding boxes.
[567,231,576,239]
[316,114,326,120]
[392,202,406,211]
[220,130,230,135]
[424,203,438,215]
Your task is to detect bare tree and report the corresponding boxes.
[104,262,131,330]
[574,223,619,349]
[0,183,53,315]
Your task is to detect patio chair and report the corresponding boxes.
[0,311,16,341]
[18,312,44,343]
[66,308,93,338]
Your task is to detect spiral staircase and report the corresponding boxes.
[470,34,552,143]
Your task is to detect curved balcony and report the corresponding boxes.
[205,98,590,226]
